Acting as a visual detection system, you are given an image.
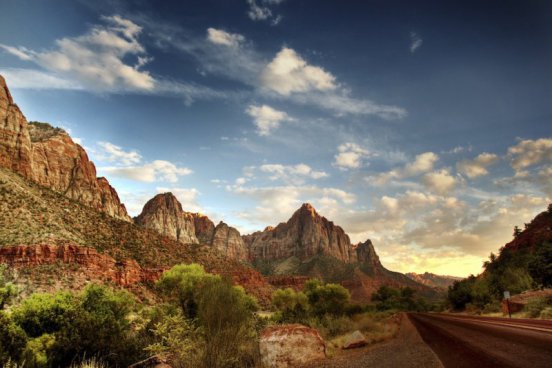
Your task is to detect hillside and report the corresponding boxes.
[245,204,438,302]
[0,167,273,304]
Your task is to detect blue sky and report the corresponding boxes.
[1,0,551,276]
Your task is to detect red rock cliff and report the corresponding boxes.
[0,75,130,221]
[245,203,353,263]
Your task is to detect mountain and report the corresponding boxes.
[0,75,129,221]
[245,203,353,262]
[0,75,272,304]
[502,205,552,254]
[244,203,438,302]
[135,192,249,261]
[405,272,463,289]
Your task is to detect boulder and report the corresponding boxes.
[342,330,368,349]
[259,324,326,368]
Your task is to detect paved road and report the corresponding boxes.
[408,313,552,368]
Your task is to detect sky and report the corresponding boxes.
[1,0,551,277]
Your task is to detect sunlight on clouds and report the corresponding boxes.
[245,104,293,136]
[1,15,154,91]
[333,142,373,170]
[206,28,244,48]
[261,47,337,96]
[457,152,499,178]
[507,137,552,171]
[100,160,192,183]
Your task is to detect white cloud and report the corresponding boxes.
[370,152,439,185]
[333,142,372,170]
[246,0,284,24]
[457,152,499,178]
[228,183,355,226]
[97,141,142,165]
[100,160,192,183]
[0,68,83,90]
[422,169,457,194]
[1,15,155,91]
[206,28,244,48]
[410,32,423,53]
[261,47,337,96]
[245,104,293,136]
[259,163,328,182]
[507,138,552,171]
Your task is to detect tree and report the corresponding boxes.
[272,288,308,322]
[304,279,350,316]
[513,226,522,237]
[0,312,27,366]
[156,264,219,318]
[0,265,17,309]
[528,242,552,287]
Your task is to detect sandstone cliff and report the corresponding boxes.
[245,203,354,263]
[0,75,130,220]
[135,192,250,261]
[135,193,198,243]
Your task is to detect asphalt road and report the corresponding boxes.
[408,313,552,368]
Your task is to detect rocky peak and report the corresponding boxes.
[0,74,130,221]
[135,192,250,261]
[135,192,198,244]
[247,203,353,263]
[355,239,381,267]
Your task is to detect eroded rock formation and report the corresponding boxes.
[0,75,130,220]
[0,244,163,286]
[245,203,353,263]
[135,192,250,261]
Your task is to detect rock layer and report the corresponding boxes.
[0,75,130,220]
[135,192,250,261]
[245,203,353,262]
[0,244,163,286]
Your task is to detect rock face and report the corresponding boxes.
[0,244,163,286]
[0,75,130,221]
[246,203,353,263]
[135,192,250,261]
[355,239,382,268]
[259,324,326,368]
[135,193,198,244]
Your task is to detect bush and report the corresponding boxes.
[0,264,18,309]
[0,312,27,365]
[155,264,260,368]
[528,242,552,287]
[10,284,144,367]
[304,279,350,317]
[525,296,552,318]
[272,288,308,323]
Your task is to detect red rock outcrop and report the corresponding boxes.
[259,324,326,368]
[354,239,382,269]
[136,192,250,261]
[135,193,198,243]
[0,244,163,286]
[0,75,130,220]
[245,203,353,262]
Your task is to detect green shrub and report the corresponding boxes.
[0,312,27,365]
[272,288,308,323]
[304,279,350,317]
[155,264,260,368]
[525,296,552,318]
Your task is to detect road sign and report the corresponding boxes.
[504,291,510,300]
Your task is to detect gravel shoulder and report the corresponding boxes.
[303,313,443,368]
